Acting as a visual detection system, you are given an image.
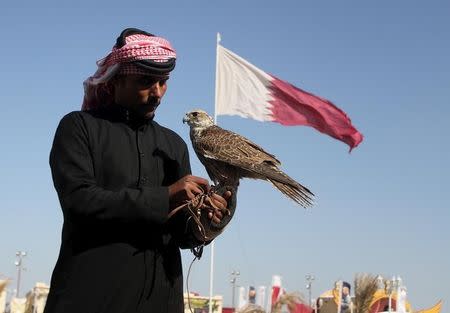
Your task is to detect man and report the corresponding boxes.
[44,28,230,313]
[340,281,352,313]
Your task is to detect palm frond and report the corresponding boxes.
[354,273,379,313]
[272,292,307,313]
[238,303,267,313]
[0,279,9,294]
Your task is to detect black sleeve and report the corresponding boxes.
[50,113,170,225]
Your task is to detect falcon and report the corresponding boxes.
[183,109,314,208]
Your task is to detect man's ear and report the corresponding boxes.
[108,75,127,93]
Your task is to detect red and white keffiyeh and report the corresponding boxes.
[82,33,176,110]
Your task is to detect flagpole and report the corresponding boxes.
[214,32,221,124]
[208,32,221,313]
[208,242,214,313]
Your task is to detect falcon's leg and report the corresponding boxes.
[207,182,238,217]
[204,184,227,215]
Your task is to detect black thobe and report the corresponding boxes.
[44,105,198,313]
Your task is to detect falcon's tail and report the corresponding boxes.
[268,175,314,208]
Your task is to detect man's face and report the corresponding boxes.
[113,74,169,119]
[342,286,350,296]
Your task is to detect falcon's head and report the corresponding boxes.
[183,109,214,129]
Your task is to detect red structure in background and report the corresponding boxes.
[370,299,397,313]
[289,302,314,313]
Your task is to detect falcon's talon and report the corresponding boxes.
[207,196,222,211]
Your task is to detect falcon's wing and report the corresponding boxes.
[193,125,314,207]
[193,125,292,182]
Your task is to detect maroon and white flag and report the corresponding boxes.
[268,275,283,310]
[216,45,363,151]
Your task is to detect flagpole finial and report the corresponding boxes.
[217,32,221,45]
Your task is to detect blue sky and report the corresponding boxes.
[0,0,449,310]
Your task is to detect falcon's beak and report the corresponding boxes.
[182,115,189,124]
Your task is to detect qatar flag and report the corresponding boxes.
[268,275,283,310]
[216,45,363,151]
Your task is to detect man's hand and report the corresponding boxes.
[205,191,232,224]
[168,175,209,209]
[168,183,237,243]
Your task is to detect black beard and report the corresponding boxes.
[147,96,160,107]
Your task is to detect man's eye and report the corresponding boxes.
[138,77,168,86]
[139,77,156,85]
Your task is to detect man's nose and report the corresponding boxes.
[149,81,163,97]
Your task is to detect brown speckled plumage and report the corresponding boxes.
[183,110,314,208]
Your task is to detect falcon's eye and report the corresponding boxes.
[192,112,198,117]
